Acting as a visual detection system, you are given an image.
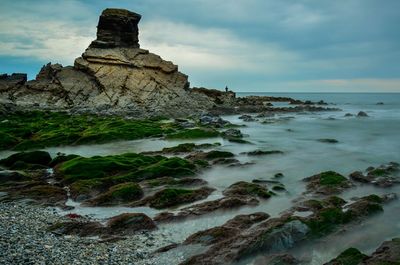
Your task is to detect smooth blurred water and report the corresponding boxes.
[1,93,399,263]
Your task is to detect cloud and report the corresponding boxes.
[140,20,300,74]
[0,0,95,65]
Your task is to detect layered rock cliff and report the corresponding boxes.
[0,8,235,117]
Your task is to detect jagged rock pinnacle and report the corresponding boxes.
[90,8,142,48]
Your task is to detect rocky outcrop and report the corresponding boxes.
[0,8,234,117]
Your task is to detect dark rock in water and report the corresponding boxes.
[254,253,299,265]
[132,187,215,209]
[83,182,144,206]
[344,113,354,117]
[90,8,141,48]
[199,113,229,127]
[325,238,400,265]
[223,181,273,199]
[317,138,339,144]
[107,213,156,235]
[184,212,269,246]
[357,111,369,117]
[274,173,285,178]
[242,150,284,156]
[303,171,352,195]
[376,102,384,105]
[49,212,156,238]
[324,247,367,265]
[0,151,51,168]
[154,196,259,223]
[239,114,255,122]
[0,170,28,183]
[350,162,400,187]
[363,238,400,264]
[221,128,243,138]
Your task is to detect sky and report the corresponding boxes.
[0,0,399,92]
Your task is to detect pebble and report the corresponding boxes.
[0,201,172,264]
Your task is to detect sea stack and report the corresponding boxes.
[90,8,142,48]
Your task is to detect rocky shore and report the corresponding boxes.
[0,201,167,265]
[1,7,399,265]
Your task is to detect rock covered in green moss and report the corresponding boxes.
[14,184,67,206]
[49,212,156,238]
[154,196,259,223]
[303,171,352,195]
[184,212,269,246]
[107,213,156,235]
[325,248,367,265]
[325,238,400,265]
[223,181,273,199]
[135,187,215,209]
[0,151,51,169]
[350,162,399,187]
[0,111,180,151]
[57,153,196,183]
[83,182,143,206]
[49,154,80,167]
[243,150,284,156]
[166,128,220,139]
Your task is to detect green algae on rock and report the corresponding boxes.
[0,111,179,151]
[0,151,52,169]
[136,187,215,209]
[325,247,367,265]
[165,128,220,139]
[84,182,144,206]
[57,153,196,183]
[223,181,274,199]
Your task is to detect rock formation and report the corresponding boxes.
[0,8,235,117]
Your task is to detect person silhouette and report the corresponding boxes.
[225,86,229,92]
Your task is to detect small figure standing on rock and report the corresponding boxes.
[225,86,229,92]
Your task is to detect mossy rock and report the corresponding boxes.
[0,111,178,151]
[85,182,143,206]
[16,184,67,205]
[49,154,80,167]
[326,248,367,265]
[319,171,348,186]
[205,151,235,160]
[166,128,220,139]
[145,187,214,209]
[245,150,284,156]
[0,151,51,169]
[0,132,18,150]
[160,142,221,153]
[223,181,273,199]
[58,153,196,183]
[107,213,156,234]
[227,138,252,144]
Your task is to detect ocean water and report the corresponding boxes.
[1,93,400,264]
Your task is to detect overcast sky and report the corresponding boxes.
[0,0,399,92]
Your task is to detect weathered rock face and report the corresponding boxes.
[0,8,234,117]
[90,8,141,48]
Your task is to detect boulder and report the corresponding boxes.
[107,213,156,235]
[90,8,141,48]
[357,111,369,117]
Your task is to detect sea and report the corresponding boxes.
[1,92,399,264]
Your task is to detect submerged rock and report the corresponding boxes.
[325,238,400,265]
[350,162,400,187]
[303,171,352,195]
[132,187,215,209]
[154,196,259,223]
[357,111,369,117]
[223,181,273,199]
